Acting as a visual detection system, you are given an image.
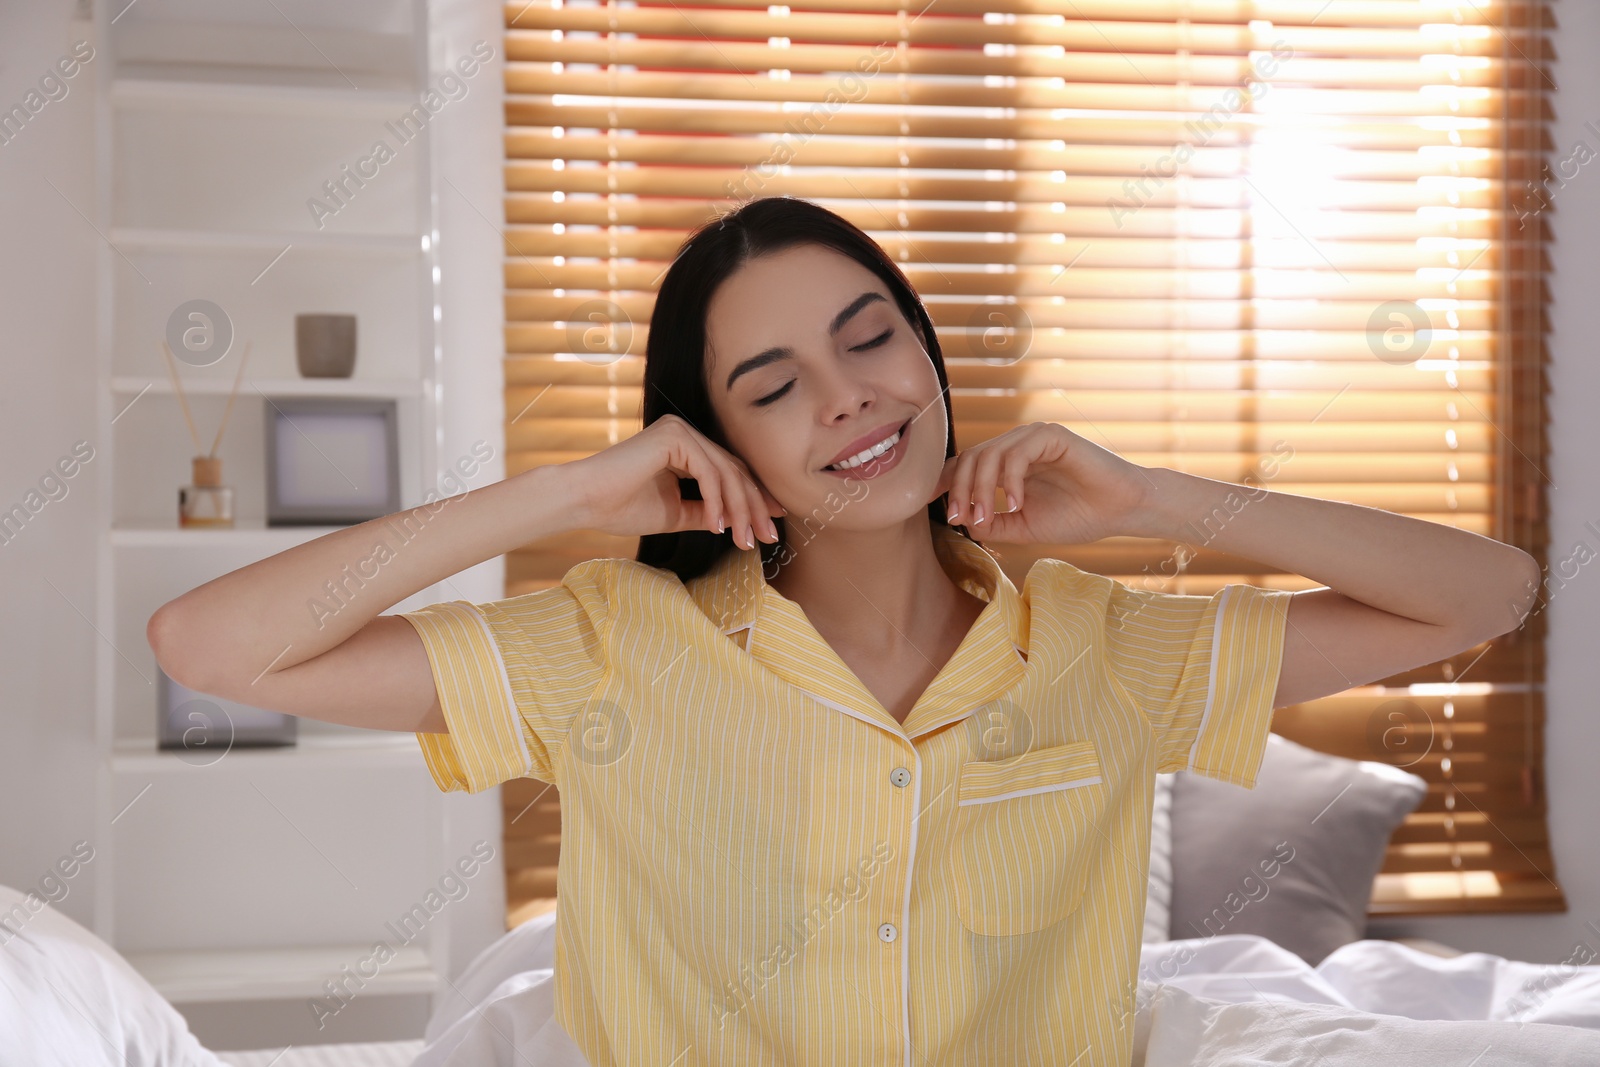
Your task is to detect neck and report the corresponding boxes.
[766,513,972,656]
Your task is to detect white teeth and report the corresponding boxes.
[826,427,902,471]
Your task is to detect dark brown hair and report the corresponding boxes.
[634,195,988,583]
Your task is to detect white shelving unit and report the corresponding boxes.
[109,229,424,252]
[122,943,436,1005]
[89,0,460,1035]
[111,375,428,398]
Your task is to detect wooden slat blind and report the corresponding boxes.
[497,0,1559,919]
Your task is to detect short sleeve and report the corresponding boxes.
[1102,579,1295,788]
[399,558,614,793]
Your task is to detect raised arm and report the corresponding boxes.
[934,421,1539,713]
[147,413,786,736]
[147,463,585,734]
[1124,465,1541,710]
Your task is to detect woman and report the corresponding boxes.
[151,196,1539,1066]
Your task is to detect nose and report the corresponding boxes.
[817,355,876,426]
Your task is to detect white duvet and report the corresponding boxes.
[7,881,1600,1066]
[410,915,1600,1066]
[1132,934,1600,1065]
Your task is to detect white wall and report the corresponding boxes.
[424,0,512,986]
[0,0,104,938]
[1363,1,1600,964]
[0,0,507,1033]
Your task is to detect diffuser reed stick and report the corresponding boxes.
[158,338,253,459]
[158,338,204,455]
[161,338,251,528]
[209,338,252,458]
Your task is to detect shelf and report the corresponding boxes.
[110,520,352,550]
[108,21,417,98]
[110,229,423,254]
[110,733,423,775]
[111,75,417,117]
[125,943,434,1005]
[111,376,427,398]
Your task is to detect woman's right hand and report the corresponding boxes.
[559,414,785,549]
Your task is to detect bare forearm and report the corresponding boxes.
[1128,466,1539,632]
[152,463,582,687]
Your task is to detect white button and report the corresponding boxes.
[889,766,912,788]
[878,922,898,943]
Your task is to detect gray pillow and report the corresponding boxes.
[1167,733,1426,965]
[1143,773,1175,943]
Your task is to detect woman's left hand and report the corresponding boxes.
[932,422,1157,545]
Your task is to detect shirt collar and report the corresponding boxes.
[686,523,1030,738]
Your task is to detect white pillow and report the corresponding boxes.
[415,908,592,1067]
[1143,773,1175,943]
[425,907,560,1043]
[0,884,225,1067]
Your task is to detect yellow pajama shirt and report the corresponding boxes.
[400,522,1293,1066]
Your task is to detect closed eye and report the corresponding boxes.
[753,329,894,407]
[856,328,893,350]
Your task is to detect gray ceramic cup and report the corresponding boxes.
[295,313,357,378]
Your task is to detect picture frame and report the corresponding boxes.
[264,396,400,526]
[157,667,297,755]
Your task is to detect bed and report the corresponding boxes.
[6,736,1600,1065]
[214,1046,424,1066]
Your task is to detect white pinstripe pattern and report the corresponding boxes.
[957,775,1105,806]
[1187,585,1234,772]
[399,523,1294,1065]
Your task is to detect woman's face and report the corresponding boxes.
[702,242,949,531]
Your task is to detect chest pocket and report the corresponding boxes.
[948,739,1107,937]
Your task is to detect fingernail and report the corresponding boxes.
[764,517,778,540]
[717,514,726,534]
[948,505,958,523]
[974,503,985,524]
[1006,492,1018,512]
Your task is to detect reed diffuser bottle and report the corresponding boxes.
[179,455,235,528]
[162,334,251,531]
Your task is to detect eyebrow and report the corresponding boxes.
[722,291,889,393]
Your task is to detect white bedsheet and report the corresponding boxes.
[215,1041,423,1067]
[410,919,1600,1066]
[1133,935,1600,1066]
[1143,934,1600,1026]
[9,879,1600,1066]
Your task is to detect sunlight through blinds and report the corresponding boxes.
[496,0,1558,917]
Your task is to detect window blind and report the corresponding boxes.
[496,0,1558,918]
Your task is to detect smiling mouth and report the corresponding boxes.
[822,419,911,472]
